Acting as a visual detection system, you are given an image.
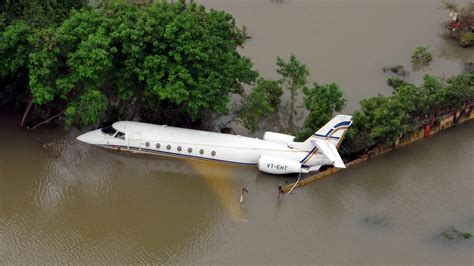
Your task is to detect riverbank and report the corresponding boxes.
[281,104,474,193]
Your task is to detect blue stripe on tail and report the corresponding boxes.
[313,121,351,138]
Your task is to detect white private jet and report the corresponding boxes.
[77,115,352,175]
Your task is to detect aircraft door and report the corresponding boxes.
[128,133,142,151]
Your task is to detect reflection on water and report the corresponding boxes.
[187,160,251,221]
[1,0,474,263]
[3,117,472,264]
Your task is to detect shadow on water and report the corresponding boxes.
[359,214,392,231]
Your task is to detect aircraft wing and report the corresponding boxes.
[314,139,346,168]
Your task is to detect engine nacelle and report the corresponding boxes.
[258,155,309,175]
[263,132,295,145]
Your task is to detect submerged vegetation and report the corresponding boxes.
[232,78,282,133]
[1,0,473,160]
[239,53,472,158]
[340,72,473,157]
[248,57,473,158]
[411,47,432,69]
[383,65,408,77]
[441,226,472,240]
[442,1,474,47]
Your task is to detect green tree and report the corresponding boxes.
[234,78,282,133]
[2,0,257,128]
[276,54,309,131]
[0,0,86,124]
[0,0,84,27]
[434,73,474,111]
[296,82,346,140]
[340,95,409,156]
[0,21,36,79]
[387,77,410,90]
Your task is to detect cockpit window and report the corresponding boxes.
[115,131,125,140]
[101,126,116,136]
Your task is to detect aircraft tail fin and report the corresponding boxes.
[310,114,352,147]
[290,114,352,168]
[314,139,346,168]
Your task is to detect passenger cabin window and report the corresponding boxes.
[101,126,116,136]
[115,132,125,140]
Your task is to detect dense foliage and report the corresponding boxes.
[234,78,282,133]
[0,0,86,114]
[0,0,84,28]
[1,0,257,128]
[232,54,309,133]
[296,82,346,140]
[247,57,473,158]
[276,54,309,131]
[340,73,474,157]
[233,56,473,159]
[1,1,473,162]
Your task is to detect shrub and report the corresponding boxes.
[411,47,432,68]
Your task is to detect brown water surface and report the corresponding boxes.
[1,0,473,264]
[200,0,473,112]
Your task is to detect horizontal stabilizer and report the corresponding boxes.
[314,139,345,168]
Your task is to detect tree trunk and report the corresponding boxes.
[20,97,33,128]
[151,99,162,122]
[288,93,296,132]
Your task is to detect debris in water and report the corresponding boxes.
[240,187,248,204]
[382,64,409,77]
[464,62,474,73]
[441,226,472,240]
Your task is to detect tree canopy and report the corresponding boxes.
[231,55,309,134]
[340,73,473,157]
[276,54,309,131]
[296,82,346,140]
[234,78,282,133]
[1,1,472,162]
[1,0,257,127]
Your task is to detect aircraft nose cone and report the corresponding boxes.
[77,131,97,144]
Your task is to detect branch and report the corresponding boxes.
[29,111,64,131]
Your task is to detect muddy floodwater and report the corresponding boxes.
[1,0,473,264]
[200,0,473,112]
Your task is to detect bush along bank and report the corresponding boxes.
[281,103,474,193]
[275,69,473,192]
